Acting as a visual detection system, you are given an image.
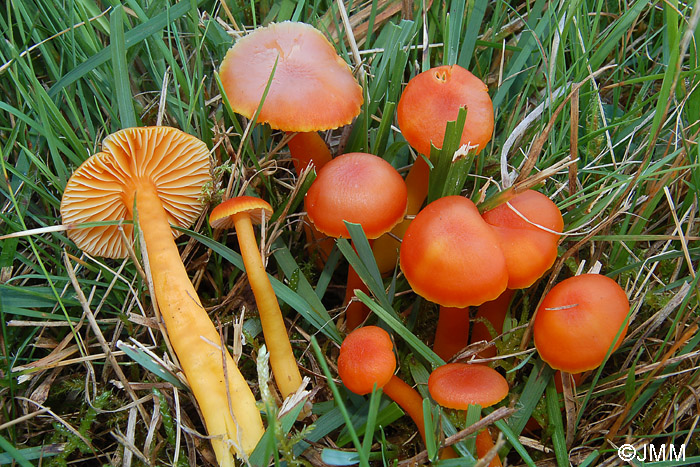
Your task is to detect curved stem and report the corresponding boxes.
[232,211,303,399]
[433,306,470,362]
[136,183,263,463]
[382,375,427,443]
[373,156,431,274]
[383,376,458,459]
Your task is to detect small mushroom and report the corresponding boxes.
[428,363,509,465]
[61,127,264,464]
[373,65,494,274]
[306,152,408,330]
[400,196,508,360]
[533,273,630,373]
[338,326,428,444]
[210,196,303,400]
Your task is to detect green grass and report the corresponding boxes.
[1,0,699,465]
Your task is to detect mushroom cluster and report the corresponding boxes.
[55,17,636,467]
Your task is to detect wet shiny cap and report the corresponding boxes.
[400,196,508,307]
[305,152,407,239]
[338,326,396,395]
[397,65,494,157]
[219,21,363,132]
[428,363,509,410]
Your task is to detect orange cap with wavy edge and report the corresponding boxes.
[305,152,408,239]
[397,65,494,157]
[534,274,629,373]
[219,22,363,132]
[209,196,273,229]
[400,196,508,307]
[482,190,563,289]
[337,326,396,395]
[428,363,509,410]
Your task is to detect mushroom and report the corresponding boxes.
[337,326,428,444]
[533,273,630,373]
[428,363,509,465]
[481,190,564,289]
[219,21,363,266]
[373,65,494,274]
[219,21,363,173]
[210,196,303,400]
[305,152,408,330]
[60,127,264,464]
[400,196,508,360]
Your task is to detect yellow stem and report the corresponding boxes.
[232,212,303,400]
[135,183,264,464]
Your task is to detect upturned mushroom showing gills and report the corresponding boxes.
[482,190,564,289]
[400,196,508,360]
[372,65,494,274]
[305,152,408,330]
[219,21,363,172]
[209,196,303,400]
[60,127,264,465]
[533,274,630,373]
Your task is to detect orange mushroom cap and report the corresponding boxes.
[482,190,564,289]
[397,65,494,157]
[305,152,408,239]
[337,326,396,395]
[400,196,508,307]
[219,21,363,132]
[428,363,509,410]
[209,196,274,229]
[533,274,630,373]
[60,127,211,259]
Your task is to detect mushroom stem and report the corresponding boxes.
[476,428,503,467]
[433,306,470,362]
[372,156,431,274]
[344,265,371,331]
[382,376,458,458]
[287,131,333,174]
[382,375,427,443]
[471,289,515,358]
[231,211,303,399]
[135,183,264,462]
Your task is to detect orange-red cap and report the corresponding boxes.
[209,196,273,229]
[60,127,211,259]
[305,152,407,239]
[533,274,629,373]
[428,363,509,409]
[400,196,508,307]
[219,22,363,132]
[337,326,396,395]
[482,190,563,289]
[397,65,494,157]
